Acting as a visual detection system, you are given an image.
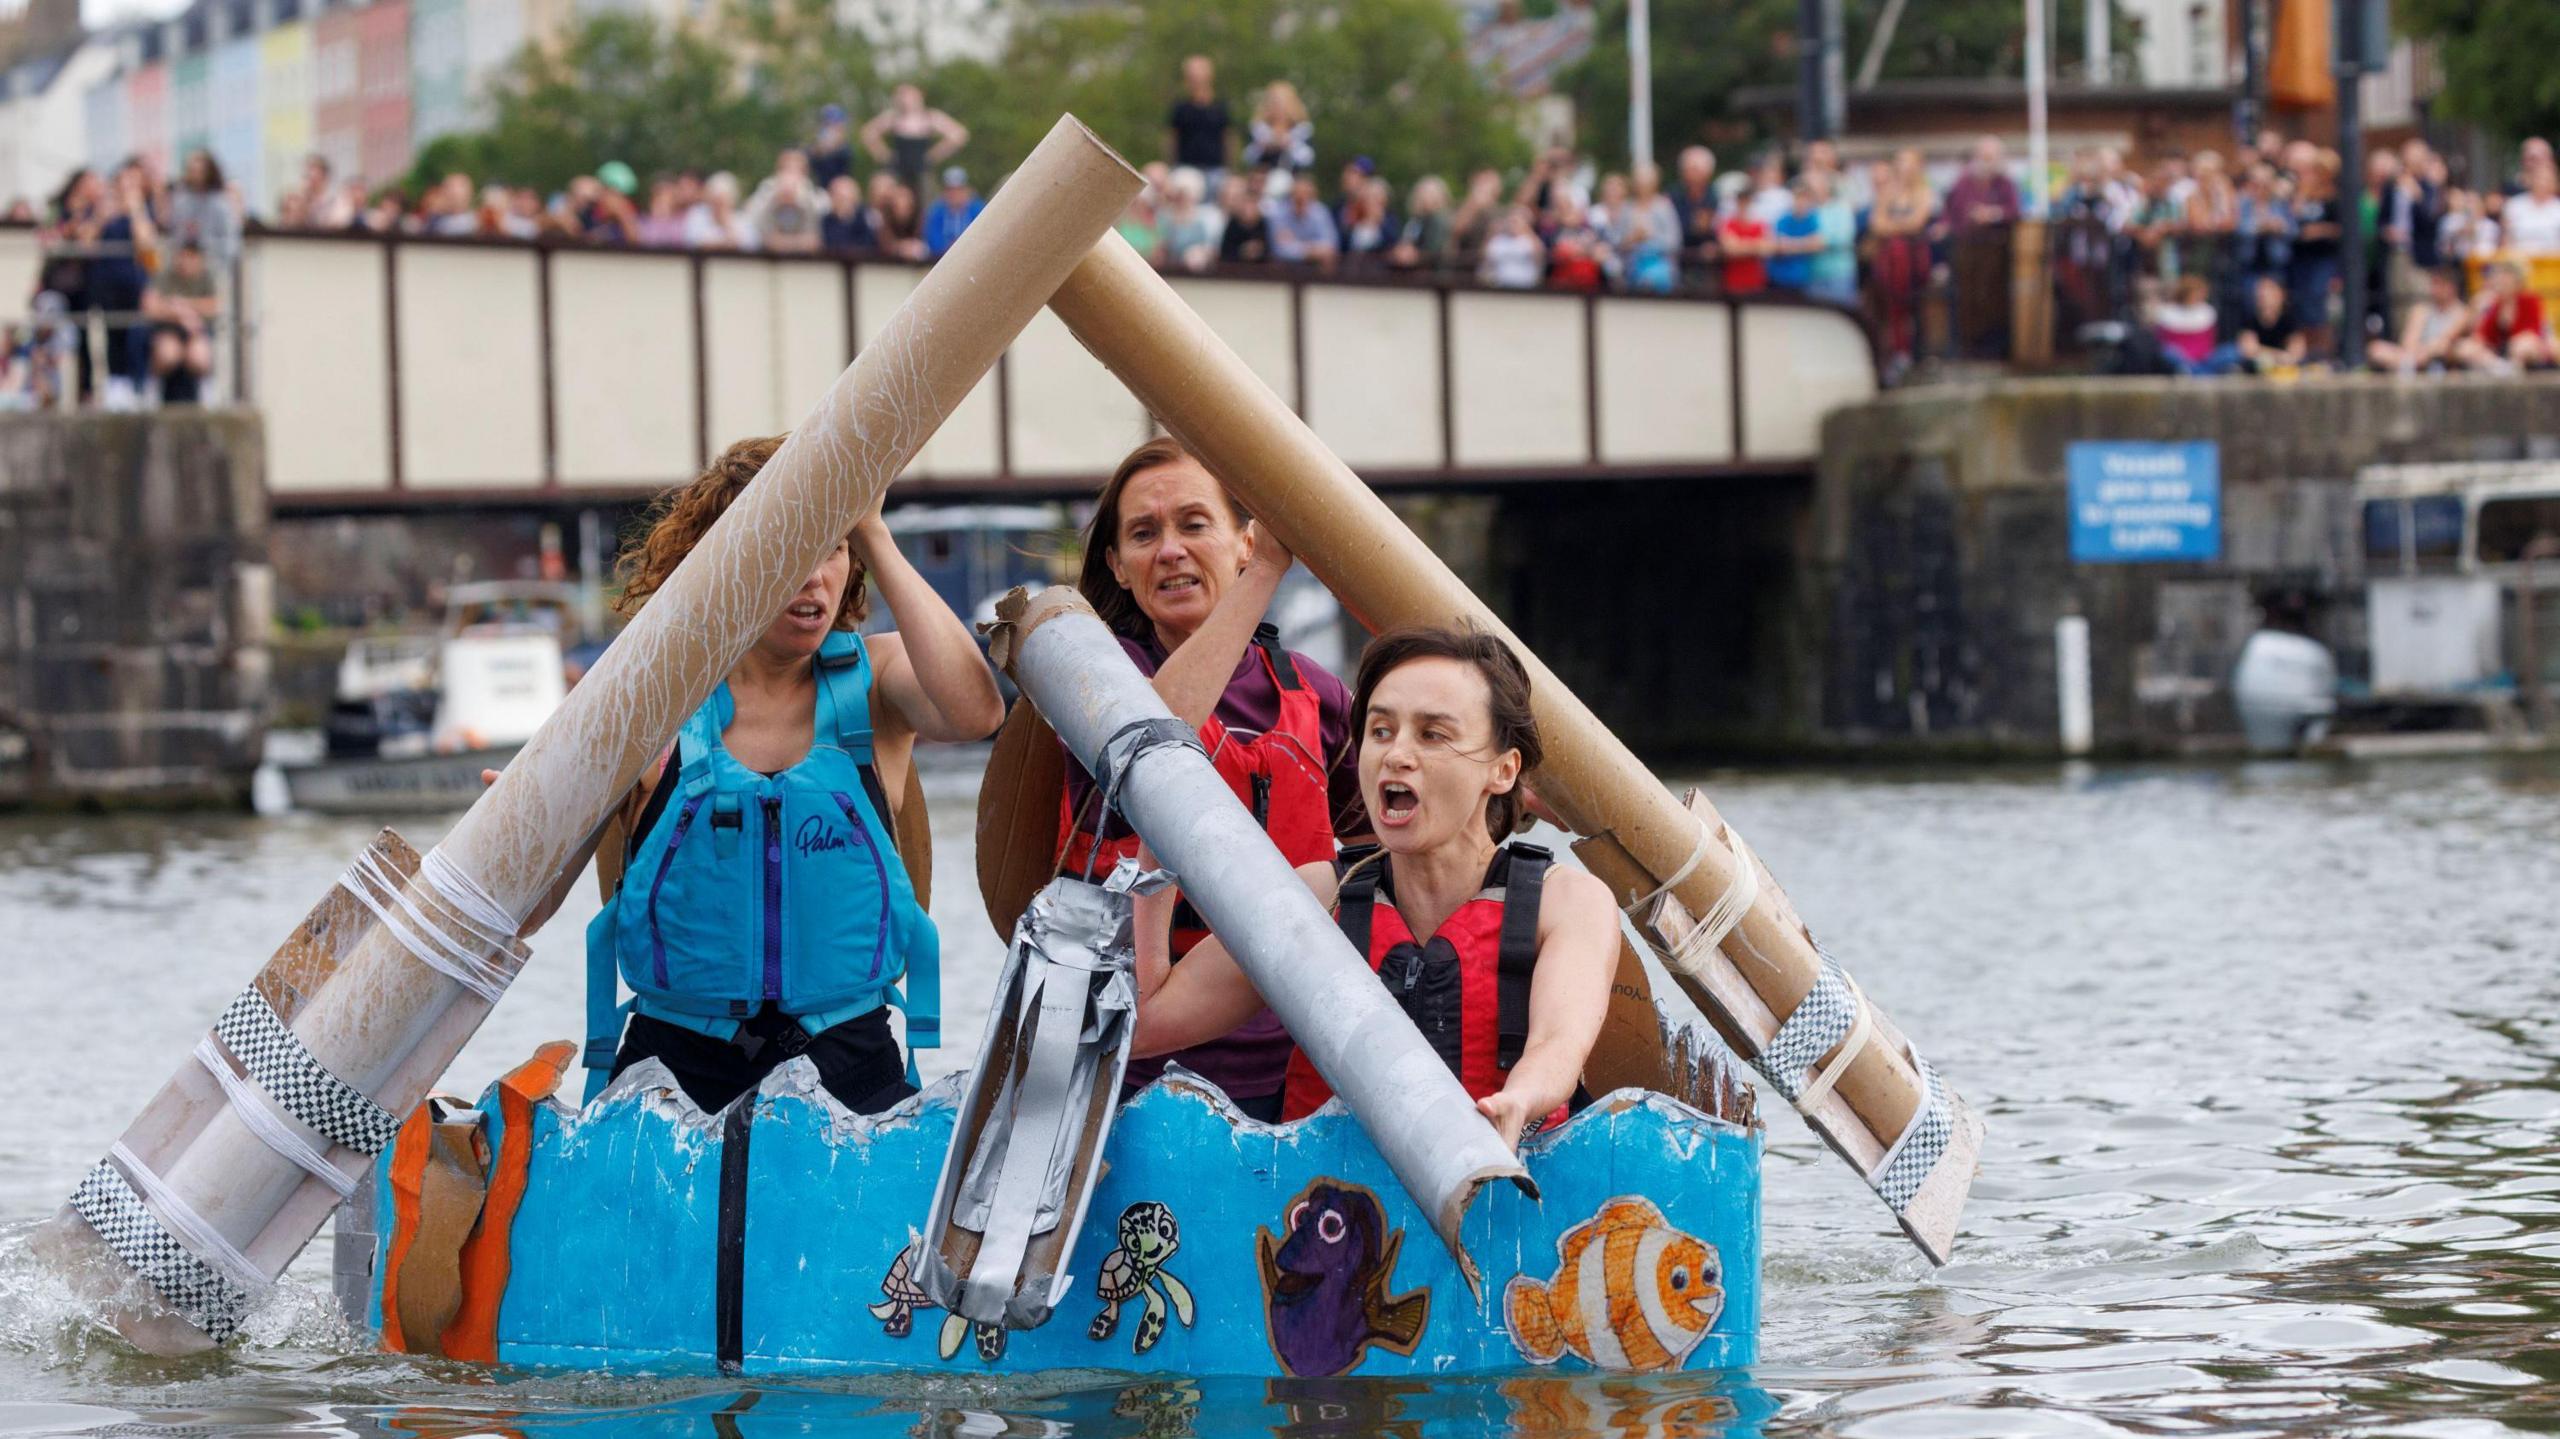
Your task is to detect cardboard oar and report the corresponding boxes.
[974,699,1065,937]
[36,118,1141,1353]
[896,761,934,910]
[1047,234,1982,1264]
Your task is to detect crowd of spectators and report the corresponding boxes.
[19,47,2560,408]
[8,149,236,409]
[2069,131,2560,379]
[2088,131,2560,378]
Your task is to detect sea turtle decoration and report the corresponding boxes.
[869,1233,1007,1362]
[1090,1201,1195,1354]
[868,1235,934,1339]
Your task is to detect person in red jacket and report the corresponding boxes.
[1058,437,1368,1120]
[1125,625,1617,1149]
[2458,261,2554,371]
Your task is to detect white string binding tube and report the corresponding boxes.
[1668,823,1763,967]
[190,1039,356,1200]
[109,1141,267,1295]
[336,846,515,1005]
[1627,812,1713,913]
[419,846,520,940]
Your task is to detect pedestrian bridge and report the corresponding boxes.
[2,227,1879,510]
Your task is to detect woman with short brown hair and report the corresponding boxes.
[1057,435,1366,1120]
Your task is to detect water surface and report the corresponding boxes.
[3,756,2557,1435]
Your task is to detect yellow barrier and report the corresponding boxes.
[2465,252,2560,311]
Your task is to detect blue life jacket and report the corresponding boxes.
[582,632,940,1102]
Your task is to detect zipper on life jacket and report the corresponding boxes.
[645,794,708,990]
[1251,772,1273,829]
[835,793,894,979]
[761,796,784,1002]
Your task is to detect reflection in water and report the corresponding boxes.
[49,1376,1780,1439]
[3,758,2560,1434]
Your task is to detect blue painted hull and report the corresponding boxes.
[373,1065,1760,1377]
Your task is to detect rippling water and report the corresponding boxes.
[3,756,2557,1436]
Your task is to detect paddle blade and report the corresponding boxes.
[896,762,934,911]
[975,698,1067,939]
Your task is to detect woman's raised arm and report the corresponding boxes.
[855,513,1005,742]
[1149,521,1294,729]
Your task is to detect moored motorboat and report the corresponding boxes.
[284,585,581,815]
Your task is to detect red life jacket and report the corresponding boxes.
[1058,628,1335,954]
[1280,843,1554,1123]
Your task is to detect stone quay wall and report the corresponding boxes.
[1813,376,2560,754]
[0,412,270,806]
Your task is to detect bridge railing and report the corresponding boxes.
[0,223,1880,503]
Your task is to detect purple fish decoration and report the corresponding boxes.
[1256,1179,1431,1377]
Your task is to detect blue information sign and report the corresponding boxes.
[2067,441,2221,563]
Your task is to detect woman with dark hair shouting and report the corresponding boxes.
[1127,626,1617,1149]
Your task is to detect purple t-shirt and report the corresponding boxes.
[1063,623,1365,1101]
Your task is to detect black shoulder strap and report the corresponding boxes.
[623,738,684,863]
[1253,624,1303,690]
[857,761,898,853]
[1333,845,1384,961]
[1494,842,1551,1070]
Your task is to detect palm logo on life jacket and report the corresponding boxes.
[1059,626,1334,955]
[1280,843,1554,1123]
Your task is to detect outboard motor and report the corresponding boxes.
[2232,628,2339,754]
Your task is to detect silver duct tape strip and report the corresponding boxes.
[68,1162,255,1344]
[213,989,401,1156]
[1870,1051,1954,1215]
[1756,956,1857,1101]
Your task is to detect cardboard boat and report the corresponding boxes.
[346,1022,1761,1378]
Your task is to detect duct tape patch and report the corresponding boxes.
[68,1161,254,1344]
[1755,955,1857,1102]
[1868,1052,1953,1215]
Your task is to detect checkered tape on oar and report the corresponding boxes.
[213,988,401,1157]
[1754,953,1860,1102]
[1868,1048,1954,1215]
[68,1161,255,1344]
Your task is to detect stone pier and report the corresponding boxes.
[1813,376,2560,754]
[0,412,270,806]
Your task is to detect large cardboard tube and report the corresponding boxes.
[1048,233,1979,1263]
[42,118,1141,1353]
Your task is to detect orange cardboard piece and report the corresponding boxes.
[440,1040,576,1362]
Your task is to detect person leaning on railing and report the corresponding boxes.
[142,241,219,405]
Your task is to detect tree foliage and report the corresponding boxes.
[2398,0,2560,145]
[410,0,1525,199]
[407,0,877,196]
[1561,0,2139,171]
[915,0,1528,187]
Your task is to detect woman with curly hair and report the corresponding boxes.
[528,435,1003,1114]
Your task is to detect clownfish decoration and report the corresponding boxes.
[1504,1196,1724,1372]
